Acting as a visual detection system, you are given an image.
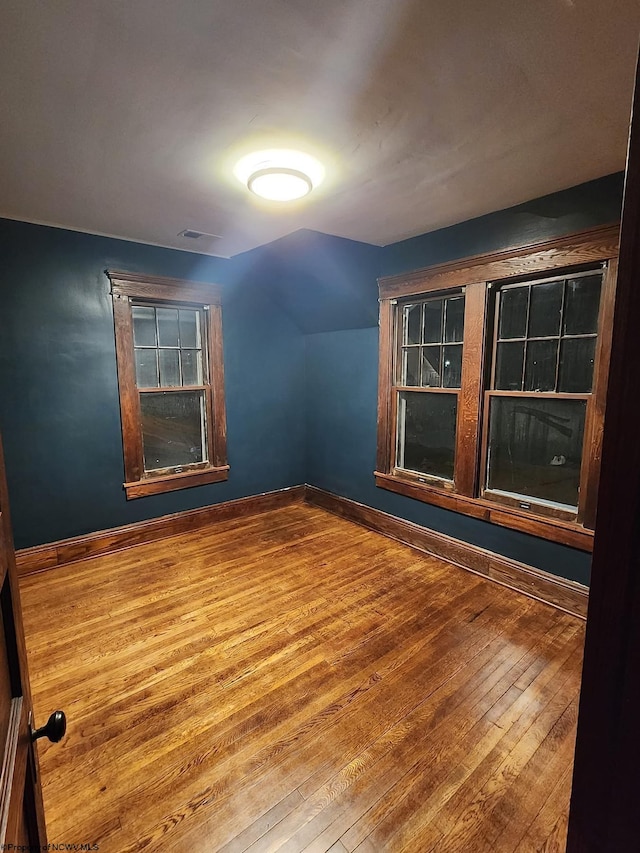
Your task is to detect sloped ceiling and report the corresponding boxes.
[0,0,638,258]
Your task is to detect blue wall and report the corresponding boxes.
[0,219,306,549]
[260,229,384,333]
[302,174,625,586]
[381,173,624,276]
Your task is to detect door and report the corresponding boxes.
[0,434,50,846]
[566,46,640,853]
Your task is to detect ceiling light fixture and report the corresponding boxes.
[234,149,325,202]
[248,167,312,201]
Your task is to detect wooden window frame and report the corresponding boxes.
[375,224,620,551]
[394,293,465,487]
[108,270,228,499]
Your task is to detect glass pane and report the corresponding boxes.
[156,307,180,347]
[134,349,158,388]
[402,348,420,386]
[528,280,563,338]
[423,299,443,344]
[564,275,602,335]
[486,396,586,508]
[140,391,207,471]
[182,350,203,386]
[179,309,200,349]
[495,341,524,391]
[421,346,441,387]
[498,287,528,339]
[442,344,463,388]
[397,391,457,480]
[444,296,465,343]
[158,349,181,387]
[132,306,157,347]
[558,338,596,393]
[403,304,422,345]
[524,339,558,392]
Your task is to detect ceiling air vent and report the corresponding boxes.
[178,229,223,241]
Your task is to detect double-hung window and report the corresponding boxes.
[376,226,619,550]
[484,271,602,517]
[396,293,465,484]
[109,271,228,499]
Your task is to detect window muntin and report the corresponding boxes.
[132,306,206,388]
[492,272,602,394]
[399,295,464,388]
[395,294,464,483]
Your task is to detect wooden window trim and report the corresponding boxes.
[109,270,223,306]
[108,270,228,500]
[376,224,620,552]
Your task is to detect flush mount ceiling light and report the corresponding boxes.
[234,149,325,202]
[248,167,312,201]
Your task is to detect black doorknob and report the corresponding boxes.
[32,710,66,743]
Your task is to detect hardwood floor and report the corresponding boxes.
[18,504,585,852]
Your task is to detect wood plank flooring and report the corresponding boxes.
[18,504,585,852]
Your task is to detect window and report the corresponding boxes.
[396,294,465,484]
[109,271,228,499]
[376,226,619,550]
[485,272,601,515]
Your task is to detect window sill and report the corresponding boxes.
[124,466,229,499]
[374,471,593,552]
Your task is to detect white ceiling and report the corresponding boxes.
[0,0,638,258]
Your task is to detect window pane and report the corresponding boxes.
[444,296,465,343]
[403,304,421,345]
[486,397,586,508]
[558,338,596,393]
[156,307,180,347]
[564,275,602,335]
[498,287,528,339]
[179,309,200,349]
[397,391,457,480]
[423,300,443,344]
[140,391,207,471]
[442,344,463,388]
[182,350,203,386]
[158,349,181,387]
[134,349,158,388]
[524,339,558,392]
[132,306,157,347]
[495,341,524,391]
[402,348,420,386]
[528,280,563,338]
[421,346,441,387]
